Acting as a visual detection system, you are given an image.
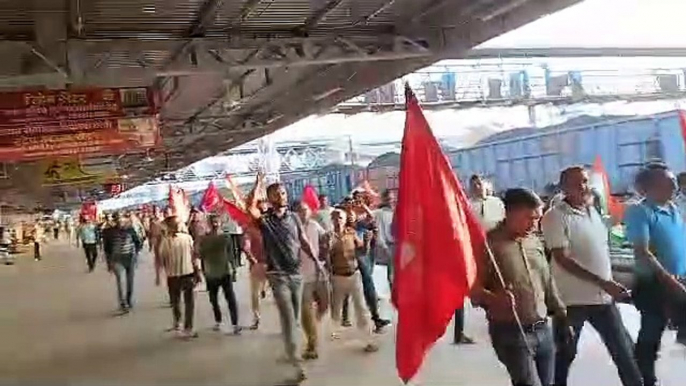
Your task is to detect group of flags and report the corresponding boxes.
[165,84,649,383]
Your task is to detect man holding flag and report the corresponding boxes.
[473,188,569,386]
[393,85,486,382]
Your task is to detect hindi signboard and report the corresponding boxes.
[0,87,160,161]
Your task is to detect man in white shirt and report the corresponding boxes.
[296,202,326,360]
[453,175,506,345]
[314,194,334,232]
[541,166,641,386]
[373,189,396,290]
[468,174,506,231]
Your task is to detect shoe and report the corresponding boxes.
[453,334,476,345]
[374,319,391,334]
[364,343,380,353]
[117,307,130,316]
[213,323,222,332]
[232,325,242,335]
[302,349,319,360]
[342,320,352,327]
[181,330,199,339]
[250,319,260,330]
[284,368,306,384]
[166,323,182,332]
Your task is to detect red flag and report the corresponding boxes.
[225,175,246,209]
[302,185,320,212]
[393,86,485,383]
[222,198,252,229]
[200,181,222,212]
[592,156,625,223]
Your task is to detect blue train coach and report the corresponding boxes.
[449,110,686,195]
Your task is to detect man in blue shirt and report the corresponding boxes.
[625,163,686,386]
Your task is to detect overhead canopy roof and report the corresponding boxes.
[0,0,580,208]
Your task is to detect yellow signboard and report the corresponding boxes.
[41,157,118,186]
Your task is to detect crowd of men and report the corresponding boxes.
[469,164,685,386]
[69,176,395,384]
[64,162,686,386]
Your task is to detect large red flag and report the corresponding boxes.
[393,86,486,383]
[302,185,320,212]
[200,181,222,212]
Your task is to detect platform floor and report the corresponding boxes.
[1,240,684,385]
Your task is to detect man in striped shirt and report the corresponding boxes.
[157,216,201,339]
[103,213,142,314]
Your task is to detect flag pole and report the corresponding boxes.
[484,242,534,356]
[403,82,533,355]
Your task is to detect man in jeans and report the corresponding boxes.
[473,188,570,386]
[247,175,319,384]
[104,213,142,314]
[542,167,641,386]
[625,164,686,386]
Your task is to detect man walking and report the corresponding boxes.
[104,213,142,314]
[198,215,241,335]
[456,174,506,345]
[246,175,319,384]
[542,166,641,386]
[473,188,569,386]
[158,216,201,339]
[296,201,327,360]
[78,216,99,272]
[625,163,686,386]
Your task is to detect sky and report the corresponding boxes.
[479,0,686,49]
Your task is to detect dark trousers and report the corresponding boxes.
[168,274,196,330]
[633,277,686,386]
[554,304,641,386]
[33,242,41,260]
[83,243,98,271]
[490,321,555,386]
[342,255,381,323]
[206,274,239,326]
[230,234,243,267]
[454,306,466,342]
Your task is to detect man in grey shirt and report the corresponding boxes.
[247,175,319,384]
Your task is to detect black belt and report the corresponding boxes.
[491,318,548,333]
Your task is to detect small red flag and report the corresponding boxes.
[592,156,625,223]
[200,181,222,212]
[222,198,252,229]
[302,185,320,212]
[393,85,485,383]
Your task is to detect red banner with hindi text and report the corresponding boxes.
[0,87,160,161]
